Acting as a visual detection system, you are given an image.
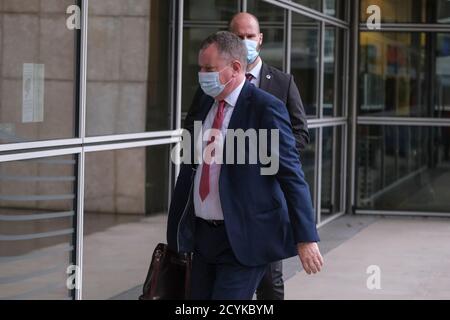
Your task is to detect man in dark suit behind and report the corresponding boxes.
[184,13,310,300]
[168,31,323,300]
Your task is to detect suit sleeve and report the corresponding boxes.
[261,98,319,244]
[286,75,310,152]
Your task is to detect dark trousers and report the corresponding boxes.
[256,260,285,300]
[190,218,267,300]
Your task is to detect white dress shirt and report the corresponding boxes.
[193,79,246,221]
[246,59,263,88]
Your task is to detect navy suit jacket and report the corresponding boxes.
[167,81,319,267]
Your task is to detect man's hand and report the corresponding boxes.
[297,242,324,275]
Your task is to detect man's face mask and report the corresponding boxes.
[243,39,260,64]
[198,66,233,98]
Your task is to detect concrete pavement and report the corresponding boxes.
[110,214,450,300]
[285,216,450,300]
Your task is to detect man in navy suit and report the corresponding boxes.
[167,31,323,300]
[230,12,310,300]
[183,13,311,300]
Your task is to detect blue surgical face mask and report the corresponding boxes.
[198,66,233,98]
[243,39,260,64]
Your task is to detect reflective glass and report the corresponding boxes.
[0,0,78,144]
[360,0,450,24]
[321,126,344,221]
[292,15,319,117]
[0,154,77,300]
[357,125,450,212]
[86,0,171,136]
[184,0,239,21]
[83,145,170,299]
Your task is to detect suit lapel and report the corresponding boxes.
[259,63,273,92]
[221,81,252,164]
[227,81,252,131]
[220,81,252,190]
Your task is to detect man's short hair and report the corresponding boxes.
[199,31,247,70]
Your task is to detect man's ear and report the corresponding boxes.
[231,60,242,75]
[259,33,264,48]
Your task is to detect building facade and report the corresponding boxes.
[0,0,449,299]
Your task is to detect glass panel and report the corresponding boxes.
[184,0,238,21]
[182,27,221,116]
[260,27,284,71]
[437,0,450,23]
[0,155,77,300]
[247,0,285,70]
[83,145,170,299]
[325,0,346,19]
[291,0,346,19]
[0,0,78,144]
[302,128,317,210]
[292,12,312,24]
[324,27,336,116]
[357,125,450,212]
[291,15,320,117]
[324,26,345,117]
[86,0,171,136]
[359,32,428,117]
[292,0,321,12]
[321,126,343,221]
[360,0,450,24]
[436,34,450,116]
[247,0,285,22]
[360,0,426,23]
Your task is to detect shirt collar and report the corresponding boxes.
[224,78,246,107]
[247,59,263,80]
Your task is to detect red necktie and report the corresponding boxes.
[199,100,227,202]
[246,73,254,81]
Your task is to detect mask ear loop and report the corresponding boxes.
[218,65,235,88]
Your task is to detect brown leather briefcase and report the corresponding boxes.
[139,243,192,300]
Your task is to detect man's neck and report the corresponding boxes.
[247,56,262,72]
